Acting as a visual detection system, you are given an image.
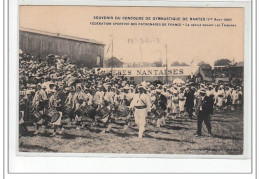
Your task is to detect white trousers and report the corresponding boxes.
[179,100,185,112]
[217,97,224,107]
[134,108,147,138]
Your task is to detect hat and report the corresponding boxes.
[26,90,33,95]
[155,89,161,93]
[172,90,178,94]
[199,88,206,94]
[138,85,145,90]
[123,85,130,90]
[48,54,55,58]
[50,89,56,93]
[69,86,75,92]
[65,87,70,91]
[83,87,89,91]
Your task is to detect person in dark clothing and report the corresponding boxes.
[195,89,214,136]
[153,89,168,127]
[184,87,195,119]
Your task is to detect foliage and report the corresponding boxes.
[197,61,212,69]
[214,59,231,66]
[171,61,188,66]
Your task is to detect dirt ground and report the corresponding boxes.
[19,107,243,155]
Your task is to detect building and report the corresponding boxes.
[228,62,244,86]
[193,67,214,82]
[213,62,244,84]
[213,66,230,83]
[228,62,244,79]
[19,27,105,68]
[103,57,124,68]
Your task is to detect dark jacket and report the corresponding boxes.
[195,95,214,116]
[155,94,167,111]
[185,89,195,108]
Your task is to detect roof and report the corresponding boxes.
[201,69,213,78]
[236,62,244,67]
[103,57,124,68]
[19,27,105,46]
[105,57,124,64]
[214,65,227,68]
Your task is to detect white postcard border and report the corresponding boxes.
[8,0,253,173]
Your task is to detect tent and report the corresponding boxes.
[172,78,185,84]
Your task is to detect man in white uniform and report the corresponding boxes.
[130,85,151,138]
[93,85,104,106]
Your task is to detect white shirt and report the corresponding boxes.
[200,96,205,110]
[130,93,152,112]
[104,91,115,104]
[93,91,104,105]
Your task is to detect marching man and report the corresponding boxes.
[195,88,214,137]
[130,85,152,139]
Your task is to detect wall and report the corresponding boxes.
[215,77,230,83]
[19,30,104,68]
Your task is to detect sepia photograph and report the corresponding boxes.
[18,6,245,155]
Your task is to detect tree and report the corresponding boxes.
[171,61,180,66]
[171,61,188,66]
[197,61,212,70]
[154,61,163,67]
[214,59,231,66]
[180,62,189,66]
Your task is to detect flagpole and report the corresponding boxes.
[140,45,143,82]
[112,38,113,73]
[166,44,168,84]
[110,35,114,75]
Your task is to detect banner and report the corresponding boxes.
[98,66,198,77]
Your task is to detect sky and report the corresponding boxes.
[20,6,244,66]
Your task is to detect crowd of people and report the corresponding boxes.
[19,52,244,138]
